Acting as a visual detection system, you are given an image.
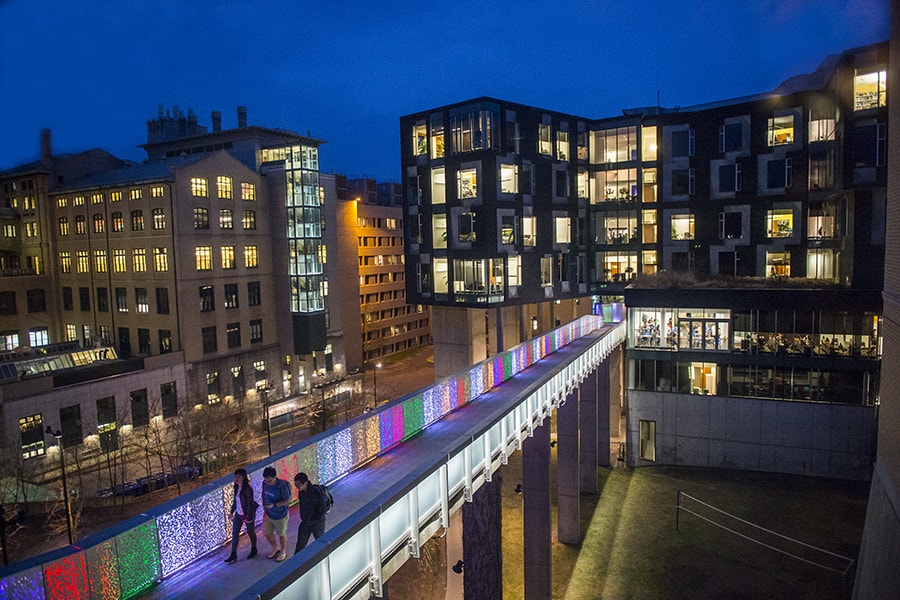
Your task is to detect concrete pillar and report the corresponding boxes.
[579,368,599,494]
[557,388,580,544]
[432,307,487,378]
[462,476,503,599]
[523,421,552,600]
[597,358,611,467]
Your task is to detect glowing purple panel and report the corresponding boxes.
[84,539,119,600]
[423,387,441,426]
[390,404,405,444]
[43,552,88,600]
[0,565,43,599]
[379,408,396,451]
[469,365,483,398]
[114,520,160,599]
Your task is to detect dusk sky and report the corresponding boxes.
[0,0,889,182]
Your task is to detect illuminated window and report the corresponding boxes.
[500,215,516,245]
[767,115,795,146]
[807,248,839,280]
[2,224,16,238]
[671,214,695,240]
[766,209,793,238]
[594,168,637,202]
[19,414,45,459]
[809,151,834,189]
[77,251,89,273]
[131,210,144,231]
[191,177,208,197]
[854,69,887,110]
[500,164,517,194]
[74,195,85,206]
[135,288,149,314]
[115,287,128,312]
[23,222,35,238]
[555,217,571,244]
[113,249,127,273]
[507,254,521,287]
[522,216,537,246]
[133,248,147,272]
[242,210,256,230]
[219,209,233,229]
[457,168,477,199]
[539,123,552,155]
[641,126,657,161]
[556,128,569,160]
[431,167,446,204]
[195,246,212,270]
[194,207,209,229]
[75,215,86,235]
[642,250,658,275]
[540,256,552,287]
[412,121,427,156]
[241,182,256,200]
[809,117,836,142]
[93,213,105,233]
[224,284,239,308]
[244,245,258,268]
[592,126,638,163]
[431,115,445,158]
[766,251,790,277]
[111,211,124,232]
[57,197,68,208]
[91,193,104,204]
[154,247,168,272]
[152,208,166,230]
[58,217,68,236]
[110,191,122,202]
[151,186,165,198]
[221,246,236,269]
[94,250,108,273]
[217,176,233,199]
[200,285,215,312]
[59,251,71,273]
[28,326,49,345]
[130,189,142,201]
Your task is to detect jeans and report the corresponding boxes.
[294,518,326,553]
[230,513,257,555]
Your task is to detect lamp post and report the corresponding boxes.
[262,387,272,457]
[44,426,73,545]
[373,362,382,407]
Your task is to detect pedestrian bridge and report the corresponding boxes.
[0,315,625,600]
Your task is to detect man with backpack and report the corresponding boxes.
[293,472,329,554]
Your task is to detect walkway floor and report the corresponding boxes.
[141,333,601,598]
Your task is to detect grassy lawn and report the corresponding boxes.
[556,466,867,600]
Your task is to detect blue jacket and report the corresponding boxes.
[262,478,291,519]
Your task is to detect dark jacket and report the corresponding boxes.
[230,482,259,522]
[298,484,326,523]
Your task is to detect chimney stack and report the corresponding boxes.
[237,106,247,128]
[212,110,222,132]
[40,129,52,168]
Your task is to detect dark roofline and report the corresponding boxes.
[140,124,326,150]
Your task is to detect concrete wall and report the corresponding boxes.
[627,391,876,480]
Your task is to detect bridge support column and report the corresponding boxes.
[597,357,612,467]
[461,476,503,599]
[579,368,599,494]
[523,420,552,600]
[558,388,580,544]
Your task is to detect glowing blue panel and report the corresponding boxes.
[157,502,197,577]
[0,564,44,600]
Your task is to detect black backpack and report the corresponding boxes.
[316,484,334,514]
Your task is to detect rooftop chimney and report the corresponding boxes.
[40,129,52,169]
[237,106,248,128]
[212,110,222,132]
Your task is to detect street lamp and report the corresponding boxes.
[44,426,73,545]
[373,362,383,407]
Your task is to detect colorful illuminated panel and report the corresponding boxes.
[317,428,352,482]
[43,552,89,600]
[402,395,424,440]
[0,565,43,600]
[84,539,119,600]
[379,408,396,451]
[423,387,441,426]
[191,490,229,561]
[115,520,160,599]
[390,404,405,446]
[295,445,317,483]
[157,503,197,577]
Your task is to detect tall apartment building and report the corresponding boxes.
[322,175,431,374]
[402,42,887,478]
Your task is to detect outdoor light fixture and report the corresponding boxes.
[45,426,74,545]
[373,362,383,406]
[531,316,538,332]
[452,560,464,574]
[514,483,522,494]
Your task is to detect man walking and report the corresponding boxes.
[293,472,327,554]
[261,466,291,562]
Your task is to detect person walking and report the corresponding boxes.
[224,468,259,563]
[293,472,327,554]
[261,466,291,562]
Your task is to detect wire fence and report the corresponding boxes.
[675,490,856,579]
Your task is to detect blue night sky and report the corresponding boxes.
[0,0,889,182]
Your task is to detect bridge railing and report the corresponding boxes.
[0,315,623,600]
